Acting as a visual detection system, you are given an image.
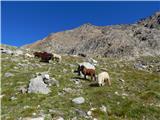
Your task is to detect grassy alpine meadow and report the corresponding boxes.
[1,54,160,120]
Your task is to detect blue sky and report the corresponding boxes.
[1,1,160,47]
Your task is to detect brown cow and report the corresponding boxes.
[33,52,53,63]
[79,65,96,81]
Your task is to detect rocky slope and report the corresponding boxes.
[23,12,160,58]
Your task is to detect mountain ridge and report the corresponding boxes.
[23,12,160,58]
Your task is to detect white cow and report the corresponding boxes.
[97,72,111,86]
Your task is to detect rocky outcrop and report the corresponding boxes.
[137,12,160,29]
[23,12,160,58]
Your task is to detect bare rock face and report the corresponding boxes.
[137,11,160,29]
[23,12,160,58]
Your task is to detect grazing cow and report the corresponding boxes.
[40,52,53,63]
[97,72,111,86]
[33,52,53,63]
[77,62,95,76]
[79,65,96,81]
[52,53,62,62]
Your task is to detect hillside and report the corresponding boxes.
[1,48,160,119]
[23,12,160,58]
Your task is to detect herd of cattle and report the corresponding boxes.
[77,62,111,86]
[1,48,111,87]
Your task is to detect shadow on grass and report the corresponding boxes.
[89,82,99,87]
[71,76,90,81]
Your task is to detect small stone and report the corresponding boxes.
[122,93,128,96]
[119,79,125,83]
[117,102,120,105]
[63,69,67,73]
[72,97,85,104]
[90,108,96,111]
[18,85,27,94]
[54,116,64,120]
[72,117,77,120]
[4,72,14,77]
[10,96,17,101]
[23,105,30,109]
[93,118,98,120]
[100,105,107,112]
[115,91,119,95]
[75,109,87,117]
[0,94,5,98]
[58,92,64,96]
[63,87,73,93]
[32,113,36,116]
[87,111,92,116]
[37,105,41,108]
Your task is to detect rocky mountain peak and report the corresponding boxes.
[137,11,160,29]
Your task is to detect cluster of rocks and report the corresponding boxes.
[18,72,59,94]
[73,105,108,119]
[1,47,24,56]
[1,48,14,55]
[134,59,160,72]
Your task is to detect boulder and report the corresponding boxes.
[72,97,85,104]
[28,76,51,94]
[79,62,95,69]
[44,77,59,87]
[88,58,98,66]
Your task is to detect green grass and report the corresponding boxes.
[1,54,160,119]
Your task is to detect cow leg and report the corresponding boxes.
[91,75,93,81]
[108,79,111,86]
[93,74,96,81]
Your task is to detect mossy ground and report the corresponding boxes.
[1,54,160,120]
